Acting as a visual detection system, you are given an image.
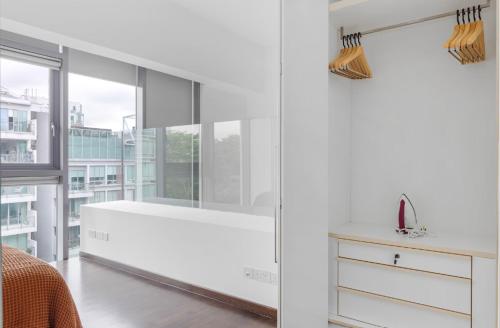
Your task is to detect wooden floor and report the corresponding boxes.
[54,257,276,328]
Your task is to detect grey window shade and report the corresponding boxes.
[144,69,199,128]
[68,49,136,85]
[0,45,62,70]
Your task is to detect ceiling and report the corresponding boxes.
[165,0,280,46]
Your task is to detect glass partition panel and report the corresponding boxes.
[137,115,277,217]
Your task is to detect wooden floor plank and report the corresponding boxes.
[53,257,276,328]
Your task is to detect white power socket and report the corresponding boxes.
[88,229,109,241]
[244,267,278,285]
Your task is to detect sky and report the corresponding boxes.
[1,58,239,137]
[1,58,135,132]
[68,73,135,131]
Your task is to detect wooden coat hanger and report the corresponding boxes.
[330,33,371,79]
[444,6,486,64]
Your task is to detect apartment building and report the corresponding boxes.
[0,86,48,256]
[1,88,157,257]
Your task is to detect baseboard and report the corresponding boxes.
[79,251,277,321]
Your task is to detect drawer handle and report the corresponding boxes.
[393,253,400,265]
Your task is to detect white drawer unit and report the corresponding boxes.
[338,239,471,278]
[338,258,471,314]
[329,224,497,328]
[338,287,471,328]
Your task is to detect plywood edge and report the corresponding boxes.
[328,314,378,328]
[337,286,472,320]
[329,0,370,12]
[329,232,497,259]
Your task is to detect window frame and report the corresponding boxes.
[0,36,63,178]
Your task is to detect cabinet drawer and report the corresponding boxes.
[338,287,471,328]
[338,239,471,278]
[338,259,471,314]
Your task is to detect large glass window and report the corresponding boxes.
[89,166,105,185]
[165,125,200,202]
[0,57,56,165]
[67,73,135,255]
[0,184,58,261]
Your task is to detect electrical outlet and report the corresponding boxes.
[88,229,109,241]
[243,267,278,285]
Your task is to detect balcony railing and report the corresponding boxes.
[69,182,88,192]
[0,152,34,163]
[1,213,37,231]
[1,186,36,198]
[0,121,36,134]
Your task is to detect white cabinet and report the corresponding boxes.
[329,223,497,328]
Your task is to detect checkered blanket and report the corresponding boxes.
[2,246,82,328]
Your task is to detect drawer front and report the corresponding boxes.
[338,288,471,328]
[338,239,471,278]
[338,259,471,314]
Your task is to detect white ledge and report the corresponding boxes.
[330,222,497,259]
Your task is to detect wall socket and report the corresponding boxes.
[244,267,278,286]
[88,229,109,241]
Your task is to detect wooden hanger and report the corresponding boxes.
[444,6,486,64]
[458,8,477,63]
[444,10,464,63]
[464,5,485,62]
[330,33,372,79]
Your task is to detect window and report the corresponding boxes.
[69,197,86,219]
[213,121,241,204]
[1,37,63,261]
[107,190,120,201]
[67,73,135,255]
[89,166,105,185]
[90,191,105,203]
[165,125,200,201]
[0,55,60,167]
[107,166,120,185]
[125,189,135,201]
[125,165,136,184]
[69,167,86,191]
[142,163,156,183]
[1,184,58,261]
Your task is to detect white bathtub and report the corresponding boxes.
[80,200,278,307]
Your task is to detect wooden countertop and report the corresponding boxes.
[329,222,497,259]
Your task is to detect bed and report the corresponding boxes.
[2,246,82,328]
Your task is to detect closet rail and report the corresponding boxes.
[339,0,491,38]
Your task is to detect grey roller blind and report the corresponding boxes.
[0,45,62,70]
[68,49,136,85]
[144,69,198,128]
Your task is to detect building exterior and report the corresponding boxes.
[0,86,49,256]
[67,105,157,256]
[1,86,157,258]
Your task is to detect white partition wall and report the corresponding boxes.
[281,0,330,327]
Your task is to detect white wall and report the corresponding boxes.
[0,0,274,93]
[329,20,352,230]
[330,6,497,237]
[281,0,329,327]
[80,201,278,307]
